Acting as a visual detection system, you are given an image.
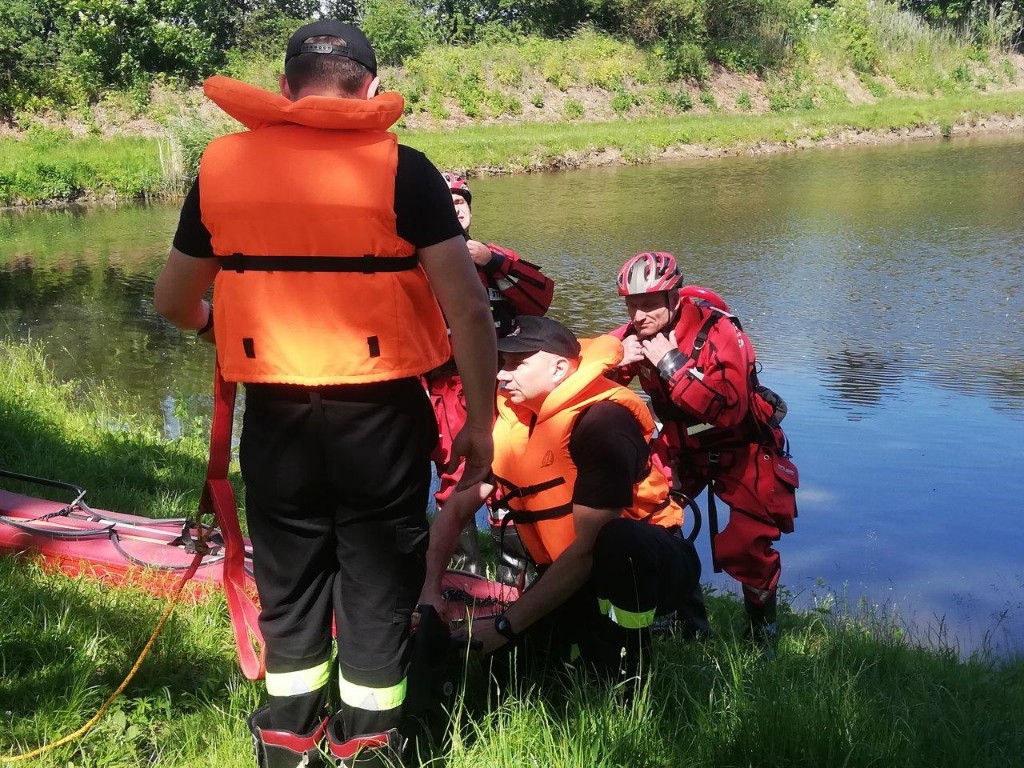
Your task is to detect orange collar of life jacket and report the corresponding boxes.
[203,75,405,133]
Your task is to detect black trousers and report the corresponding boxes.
[494,517,703,687]
[239,379,436,738]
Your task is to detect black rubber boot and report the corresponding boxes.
[248,706,328,768]
[677,582,712,641]
[326,714,404,768]
[450,521,482,574]
[744,588,778,649]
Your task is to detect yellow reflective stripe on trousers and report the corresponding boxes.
[338,674,407,712]
[597,598,656,629]
[265,659,332,697]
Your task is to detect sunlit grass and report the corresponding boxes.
[2,337,1022,766]
[0,130,171,207]
[400,91,1024,172]
[0,341,211,517]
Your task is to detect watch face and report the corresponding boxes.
[495,615,514,639]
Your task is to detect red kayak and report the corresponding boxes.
[0,469,242,599]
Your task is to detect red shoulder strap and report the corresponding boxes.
[202,361,265,680]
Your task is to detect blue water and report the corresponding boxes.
[4,133,1024,657]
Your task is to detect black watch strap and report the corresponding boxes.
[494,614,517,641]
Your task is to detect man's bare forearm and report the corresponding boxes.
[446,302,497,429]
[504,504,619,634]
[153,248,221,330]
[418,236,497,429]
[503,539,593,633]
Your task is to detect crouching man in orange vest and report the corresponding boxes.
[417,316,706,687]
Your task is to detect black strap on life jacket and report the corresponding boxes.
[490,475,568,565]
[490,475,565,506]
[491,476,569,530]
[220,253,419,274]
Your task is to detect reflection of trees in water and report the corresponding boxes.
[0,257,213,402]
[819,347,904,417]
[819,344,1024,417]
[936,361,1024,415]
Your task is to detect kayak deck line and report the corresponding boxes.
[0,485,245,600]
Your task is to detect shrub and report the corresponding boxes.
[562,98,585,120]
[737,90,753,110]
[662,40,711,82]
[425,92,450,120]
[611,88,641,114]
[361,0,432,65]
[1001,58,1017,83]
[672,89,695,111]
[708,0,808,72]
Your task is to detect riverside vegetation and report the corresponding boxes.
[2,339,1024,765]
[1,0,1024,206]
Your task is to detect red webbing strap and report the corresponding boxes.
[202,361,265,680]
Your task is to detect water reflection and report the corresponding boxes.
[2,134,1023,656]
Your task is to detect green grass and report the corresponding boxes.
[0,342,211,518]
[0,127,175,208]
[398,91,1024,173]
[3,90,1022,206]
[2,338,1023,766]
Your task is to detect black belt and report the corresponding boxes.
[244,378,421,404]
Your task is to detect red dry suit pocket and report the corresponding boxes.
[758,451,798,533]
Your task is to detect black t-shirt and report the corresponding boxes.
[172,144,463,257]
[568,401,650,509]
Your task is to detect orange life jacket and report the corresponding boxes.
[491,335,682,565]
[198,75,450,385]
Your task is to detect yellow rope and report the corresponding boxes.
[2,550,205,764]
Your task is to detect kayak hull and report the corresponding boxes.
[0,488,242,599]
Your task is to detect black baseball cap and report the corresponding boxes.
[284,20,377,76]
[496,317,582,359]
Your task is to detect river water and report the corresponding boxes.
[2,133,1023,658]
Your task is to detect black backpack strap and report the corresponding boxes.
[706,452,724,573]
[685,312,723,365]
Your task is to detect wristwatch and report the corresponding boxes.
[494,614,517,642]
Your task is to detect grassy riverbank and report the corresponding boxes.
[3,3,1024,207]
[2,90,1022,208]
[403,91,1024,172]
[2,340,1023,767]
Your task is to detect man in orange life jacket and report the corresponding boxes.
[417,316,705,685]
[153,20,497,768]
[608,251,798,645]
[426,172,554,577]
